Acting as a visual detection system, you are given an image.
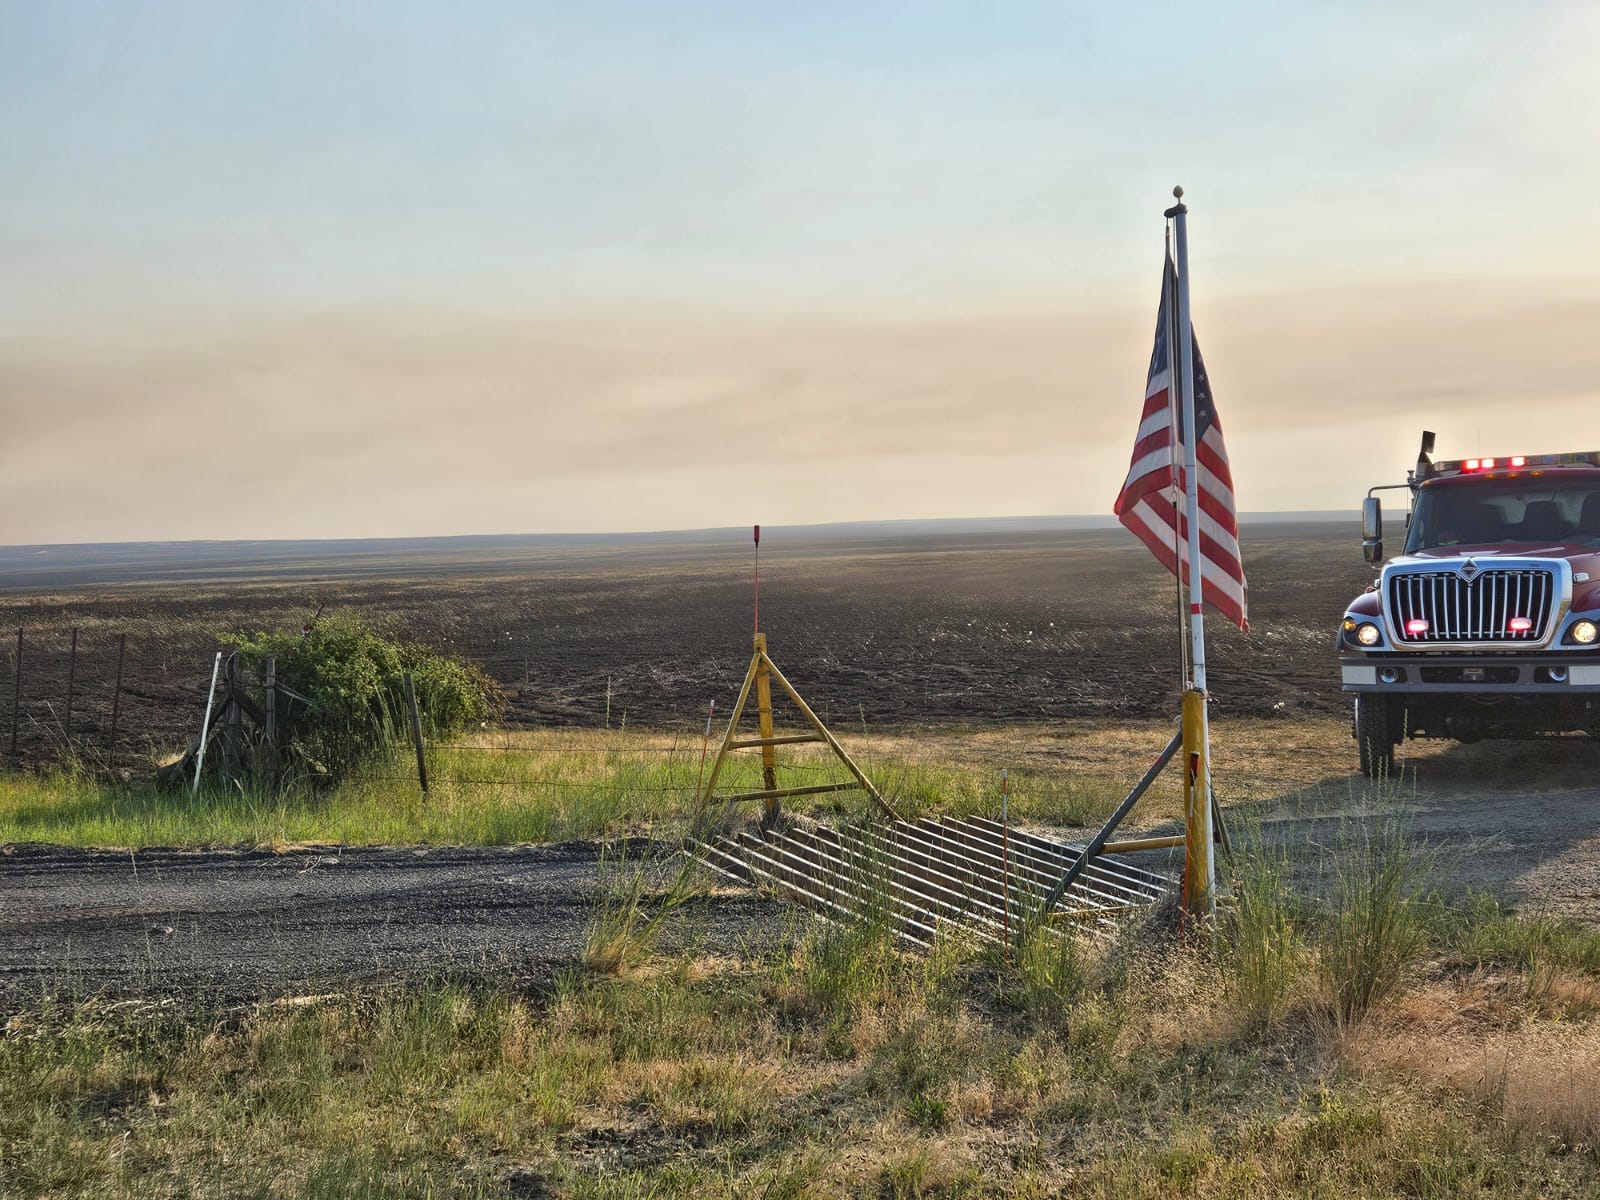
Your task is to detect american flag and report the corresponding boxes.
[1112,256,1249,632]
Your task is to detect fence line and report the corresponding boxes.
[3,626,204,770]
[360,775,707,793]
[0,624,882,782]
[427,744,693,756]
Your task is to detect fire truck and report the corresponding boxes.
[1340,432,1600,776]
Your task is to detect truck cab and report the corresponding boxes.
[1339,435,1600,776]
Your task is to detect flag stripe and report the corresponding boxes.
[1112,255,1249,633]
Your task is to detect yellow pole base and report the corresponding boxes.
[1181,688,1215,920]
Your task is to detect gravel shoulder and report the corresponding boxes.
[1252,776,1600,921]
[1284,741,1600,921]
[0,840,792,1008]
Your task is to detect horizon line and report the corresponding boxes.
[0,510,1354,554]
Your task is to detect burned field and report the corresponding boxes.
[0,520,1370,766]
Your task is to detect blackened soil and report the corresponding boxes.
[0,521,1371,767]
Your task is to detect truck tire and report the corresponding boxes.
[1355,694,1398,779]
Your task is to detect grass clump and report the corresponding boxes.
[1003,920,1090,1023]
[1442,891,1600,975]
[583,846,705,976]
[1213,810,1436,1031]
[1223,826,1309,1033]
[1317,812,1436,1026]
[779,905,904,1026]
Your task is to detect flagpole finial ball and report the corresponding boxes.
[1172,185,1184,200]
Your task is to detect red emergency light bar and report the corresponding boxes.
[1428,450,1600,478]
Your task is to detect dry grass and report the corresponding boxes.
[0,713,1548,853]
[1348,977,1600,1153]
[6,901,1600,1198]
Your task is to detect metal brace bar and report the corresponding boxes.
[1030,728,1183,930]
[721,781,862,804]
[727,734,826,750]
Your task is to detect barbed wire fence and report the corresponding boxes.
[0,627,888,814]
[2,626,209,773]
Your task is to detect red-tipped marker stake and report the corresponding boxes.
[694,700,716,799]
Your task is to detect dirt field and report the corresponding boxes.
[0,520,1370,765]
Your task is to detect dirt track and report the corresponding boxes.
[0,841,790,1008]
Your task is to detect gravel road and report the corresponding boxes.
[1250,742,1600,924]
[0,840,791,1008]
[1251,784,1600,922]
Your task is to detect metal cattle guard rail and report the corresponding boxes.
[692,814,1170,946]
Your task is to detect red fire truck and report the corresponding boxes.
[1340,433,1600,776]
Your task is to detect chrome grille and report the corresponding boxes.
[1387,568,1555,644]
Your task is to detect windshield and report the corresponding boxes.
[1405,479,1600,552]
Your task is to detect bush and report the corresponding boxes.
[222,614,499,781]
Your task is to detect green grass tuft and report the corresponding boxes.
[1317,810,1437,1026]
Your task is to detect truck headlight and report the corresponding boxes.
[1356,623,1382,646]
[1572,620,1598,645]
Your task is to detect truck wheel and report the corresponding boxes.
[1355,694,1398,779]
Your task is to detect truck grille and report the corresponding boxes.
[1387,568,1556,644]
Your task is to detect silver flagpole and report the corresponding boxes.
[1167,185,1216,911]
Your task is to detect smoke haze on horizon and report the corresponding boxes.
[3,2,1597,544]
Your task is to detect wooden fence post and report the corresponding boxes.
[263,657,277,789]
[263,657,277,748]
[223,652,244,773]
[403,671,428,796]
[107,633,127,770]
[65,628,78,746]
[9,628,20,759]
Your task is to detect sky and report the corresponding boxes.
[2,1,1598,544]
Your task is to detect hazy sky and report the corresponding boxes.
[3,1,1597,544]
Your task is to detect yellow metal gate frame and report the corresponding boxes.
[695,632,899,829]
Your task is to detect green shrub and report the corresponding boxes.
[222,613,498,781]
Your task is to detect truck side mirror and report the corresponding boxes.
[1362,497,1383,563]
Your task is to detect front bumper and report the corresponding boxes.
[1340,653,1600,695]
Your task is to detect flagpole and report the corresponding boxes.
[1167,185,1216,916]
[1164,230,1189,693]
